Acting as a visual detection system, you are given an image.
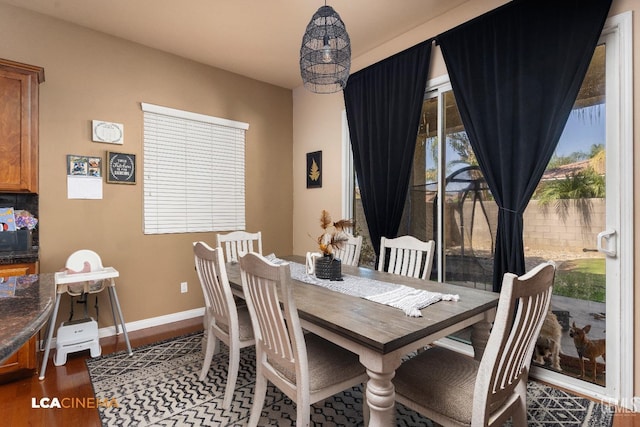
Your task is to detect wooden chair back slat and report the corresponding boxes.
[378,236,435,280]
[217,230,263,263]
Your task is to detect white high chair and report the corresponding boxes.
[39,250,132,379]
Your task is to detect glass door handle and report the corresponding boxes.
[596,229,617,257]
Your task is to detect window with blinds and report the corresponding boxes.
[141,103,249,234]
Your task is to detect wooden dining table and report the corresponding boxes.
[225,255,499,427]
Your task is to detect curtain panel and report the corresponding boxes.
[343,40,432,257]
[437,0,612,291]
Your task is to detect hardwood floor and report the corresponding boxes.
[0,316,203,427]
[0,316,637,426]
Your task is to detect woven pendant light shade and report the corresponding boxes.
[300,5,351,94]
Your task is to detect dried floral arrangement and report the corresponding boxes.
[317,210,353,256]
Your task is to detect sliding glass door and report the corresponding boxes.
[526,44,607,385]
[400,81,495,289]
[350,14,632,405]
[528,15,633,406]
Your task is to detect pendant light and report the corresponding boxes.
[299,3,351,94]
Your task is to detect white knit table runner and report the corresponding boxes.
[266,255,459,317]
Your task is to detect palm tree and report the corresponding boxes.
[534,145,605,225]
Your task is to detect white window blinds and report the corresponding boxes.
[141,103,249,234]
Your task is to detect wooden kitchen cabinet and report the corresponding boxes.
[0,262,39,382]
[0,336,37,382]
[0,262,37,277]
[0,59,44,193]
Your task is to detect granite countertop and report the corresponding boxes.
[0,248,39,265]
[0,273,54,364]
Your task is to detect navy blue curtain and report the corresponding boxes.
[437,0,611,291]
[343,40,432,256]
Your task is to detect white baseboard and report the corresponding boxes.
[40,307,205,351]
[97,307,205,338]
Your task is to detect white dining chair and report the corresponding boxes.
[378,235,435,280]
[216,230,263,263]
[239,252,368,427]
[193,241,255,410]
[392,261,556,427]
[334,234,363,267]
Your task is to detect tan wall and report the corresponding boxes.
[292,0,640,403]
[292,90,346,255]
[0,4,293,327]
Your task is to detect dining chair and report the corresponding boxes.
[193,241,255,410]
[392,261,556,427]
[378,235,435,280]
[334,234,363,267]
[239,252,368,427]
[216,230,263,263]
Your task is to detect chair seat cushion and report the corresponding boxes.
[394,346,479,425]
[209,306,254,342]
[305,334,366,392]
[270,333,366,393]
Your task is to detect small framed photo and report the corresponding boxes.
[306,151,322,189]
[106,152,136,184]
[67,155,102,177]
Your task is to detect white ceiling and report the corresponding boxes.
[0,0,468,89]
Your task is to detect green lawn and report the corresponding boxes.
[559,258,605,274]
[554,258,606,302]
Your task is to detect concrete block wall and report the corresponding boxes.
[356,197,605,257]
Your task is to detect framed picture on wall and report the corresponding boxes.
[67,155,101,177]
[106,152,136,184]
[306,151,322,189]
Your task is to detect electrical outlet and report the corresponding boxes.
[180,282,188,293]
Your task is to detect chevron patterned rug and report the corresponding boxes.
[86,332,614,426]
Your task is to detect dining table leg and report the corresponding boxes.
[470,308,496,360]
[298,318,400,426]
[360,353,402,427]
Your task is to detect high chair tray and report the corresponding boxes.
[54,267,119,284]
